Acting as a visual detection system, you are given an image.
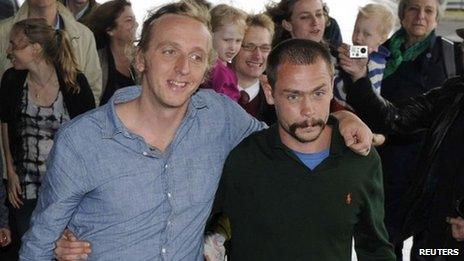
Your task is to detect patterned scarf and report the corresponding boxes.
[383,28,435,79]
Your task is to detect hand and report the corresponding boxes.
[7,170,23,209]
[447,216,464,241]
[0,228,11,247]
[204,233,226,261]
[333,110,373,156]
[337,43,368,82]
[372,134,386,147]
[54,229,91,261]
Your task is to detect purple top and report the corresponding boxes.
[203,59,240,101]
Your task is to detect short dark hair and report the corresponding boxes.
[266,38,334,88]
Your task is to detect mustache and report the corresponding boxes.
[289,118,325,133]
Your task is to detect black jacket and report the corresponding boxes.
[347,75,464,242]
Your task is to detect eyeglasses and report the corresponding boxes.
[241,43,272,53]
[9,40,30,51]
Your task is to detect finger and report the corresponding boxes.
[55,253,89,261]
[14,181,23,194]
[447,217,464,225]
[14,184,23,206]
[56,240,90,249]
[63,229,78,241]
[349,141,371,156]
[11,190,23,207]
[55,245,91,255]
[8,192,20,209]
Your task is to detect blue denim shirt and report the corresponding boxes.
[20,86,266,260]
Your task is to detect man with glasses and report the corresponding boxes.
[233,13,276,125]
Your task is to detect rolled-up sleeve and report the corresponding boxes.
[20,130,89,260]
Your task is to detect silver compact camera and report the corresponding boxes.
[349,45,368,58]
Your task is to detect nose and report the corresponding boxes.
[301,96,315,117]
[175,54,190,75]
[309,15,318,26]
[251,47,263,59]
[417,8,426,19]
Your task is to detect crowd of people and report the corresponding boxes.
[0,0,463,260]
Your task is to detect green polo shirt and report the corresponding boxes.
[213,118,395,261]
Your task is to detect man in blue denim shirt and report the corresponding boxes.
[21,1,374,260]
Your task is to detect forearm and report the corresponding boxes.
[20,172,82,260]
[1,124,15,177]
[346,77,402,133]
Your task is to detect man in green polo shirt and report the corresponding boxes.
[211,39,395,260]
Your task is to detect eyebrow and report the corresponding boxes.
[297,9,323,15]
[156,41,206,54]
[282,84,328,94]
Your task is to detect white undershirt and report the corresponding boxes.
[238,80,260,101]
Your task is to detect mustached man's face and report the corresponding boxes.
[264,59,333,146]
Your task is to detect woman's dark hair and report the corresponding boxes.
[83,0,132,49]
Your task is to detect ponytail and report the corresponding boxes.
[53,29,80,93]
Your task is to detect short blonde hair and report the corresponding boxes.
[358,4,395,40]
[246,13,275,39]
[138,0,215,69]
[210,4,247,33]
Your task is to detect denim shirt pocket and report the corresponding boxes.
[187,156,223,204]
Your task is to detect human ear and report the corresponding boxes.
[260,75,275,105]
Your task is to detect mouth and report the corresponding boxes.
[167,80,188,91]
[225,52,236,59]
[245,60,263,69]
[310,29,321,35]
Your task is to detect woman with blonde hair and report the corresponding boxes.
[0,18,95,246]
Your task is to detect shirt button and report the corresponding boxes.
[167,220,172,225]
[142,151,148,156]
[161,248,166,254]
[167,192,172,198]
[164,164,169,169]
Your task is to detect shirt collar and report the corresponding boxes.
[238,80,260,101]
[66,0,90,20]
[102,86,208,139]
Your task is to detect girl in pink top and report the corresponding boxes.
[203,4,247,101]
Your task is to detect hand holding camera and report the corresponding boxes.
[349,45,369,59]
[337,43,369,82]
